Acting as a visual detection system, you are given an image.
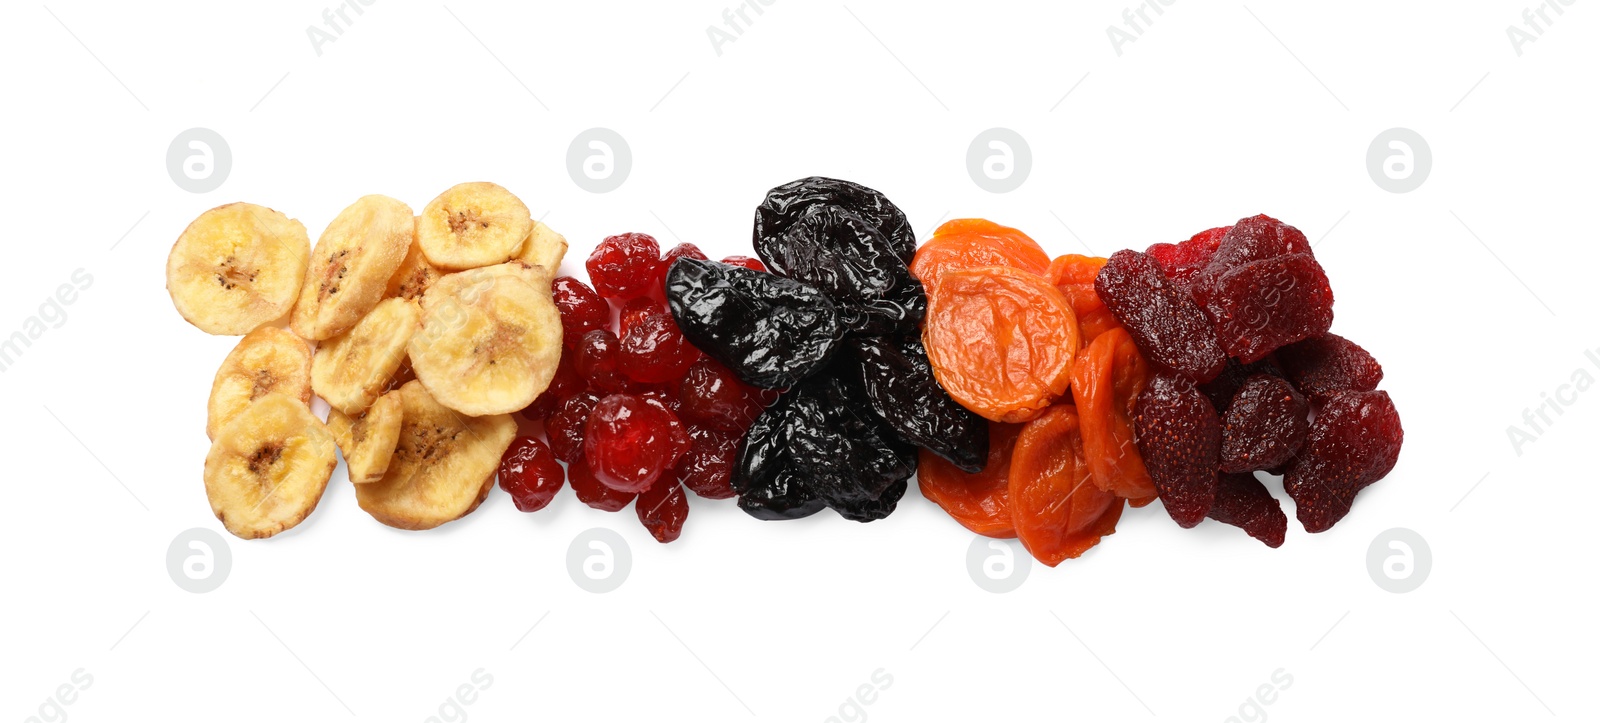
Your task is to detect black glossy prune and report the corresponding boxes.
[785,374,917,510]
[849,334,988,473]
[732,394,826,520]
[738,466,827,521]
[666,257,842,389]
[833,479,908,523]
[753,177,925,337]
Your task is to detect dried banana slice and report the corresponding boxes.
[355,381,516,530]
[291,194,413,340]
[312,297,420,415]
[204,394,336,539]
[408,262,562,416]
[167,203,310,335]
[384,223,443,301]
[327,389,403,484]
[512,219,568,275]
[206,326,313,439]
[416,182,532,270]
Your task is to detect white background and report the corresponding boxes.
[2,1,1595,721]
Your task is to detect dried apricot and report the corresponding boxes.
[1047,254,1119,343]
[910,219,1051,291]
[1069,328,1157,502]
[924,266,1079,423]
[916,422,1022,538]
[1008,405,1123,566]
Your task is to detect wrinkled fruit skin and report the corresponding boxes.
[1096,250,1226,382]
[575,329,633,394]
[520,355,583,421]
[568,456,636,512]
[637,481,689,543]
[1284,390,1403,533]
[1147,226,1229,287]
[1133,373,1222,528]
[753,177,924,337]
[849,334,989,473]
[666,257,842,389]
[545,391,601,463]
[618,312,700,384]
[917,423,1022,538]
[584,394,691,494]
[553,276,610,350]
[720,255,766,272]
[1008,405,1124,566]
[656,242,709,294]
[677,356,771,434]
[586,232,662,299]
[732,374,916,522]
[1275,332,1383,401]
[1200,356,1285,413]
[1205,254,1334,363]
[620,296,661,336]
[498,436,565,512]
[1220,374,1310,474]
[1208,472,1287,548]
[1187,215,1312,309]
[676,426,739,499]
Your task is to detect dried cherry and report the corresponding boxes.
[678,356,768,433]
[1132,373,1222,528]
[675,426,739,499]
[618,312,700,384]
[520,355,583,421]
[552,276,610,350]
[1009,405,1124,566]
[917,422,1022,538]
[849,334,989,473]
[720,255,766,272]
[584,393,690,494]
[498,436,565,513]
[568,456,636,512]
[1284,390,1403,533]
[545,391,601,463]
[665,257,842,389]
[923,266,1079,423]
[586,232,662,299]
[575,329,632,394]
[620,296,660,335]
[1095,249,1226,382]
[637,480,689,543]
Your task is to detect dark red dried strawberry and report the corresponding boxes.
[1199,355,1285,413]
[520,355,583,421]
[1276,332,1383,401]
[545,391,601,463]
[498,436,565,512]
[1206,254,1334,363]
[1220,374,1310,473]
[586,232,662,299]
[1096,250,1227,382]
[1132,373,1222,527]
[676,425,739,499]
[1208,472,1287,548]
[637,480,689,543]
[1188,214,1312,310]
[1146,226,1229,286]
[568,456,635,512]
[1284,390,1403,533]
[552,276,610,350]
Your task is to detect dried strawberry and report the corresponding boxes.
[637,480,689,543]
[1146,226,1229,286]
[1199,356,1285,413]
[1275,332,1383,401]
[1187,215,1312,310]
[568,456,635,512]
[1220,374,1310,473]
[1096,250,1226,382]
[1132,373,1221,527]
[1206,254,1334,363]
[1284,390,1403,533]
[1207,472,1287,548]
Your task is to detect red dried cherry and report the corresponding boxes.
[545,391,600,463]
[552,276,610,350]
[498,436,564,512]
[637,479,689,543]
[575,329,632,393]
[568,456,636,512]
[678,356,768,433]
[584,394,691,494]
[619,312,700,384]
[657,243,710,290]
[586,232,662,299]
[520,355,583,421]
[720,255,766,272]
[620,296,661,336]
[676,425,739,499]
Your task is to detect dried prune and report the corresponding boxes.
[665,257,842,389]
[1206,254,1334,363]
[783,374,916,512]
[834,277,927,337]
[1146,226,1229,287]
[1095,250,1226,382]
[1069,328,1157,501]
[917,422,1022,538]
[720,255,766,272]
[1220,374,1310,473]
[1207,472,1287,548]
[1132,373,1222,528]
[1009,405,1125,566]
[738,466,826,520]
[732,394,825,520]
[754,176,916,268]
[849,334,989,473]
[924,266,1079,423]
[834,480,908,523]
[911,219,1052,291]
[1275,332,1383,401]
[1284,390,1403,533]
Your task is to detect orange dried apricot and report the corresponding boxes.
[1007,405,1124,566]
[916,422,1022,538]
[1047,254,1120,344]
[923,266,1080,423]
[1070,327,1158,504]
[910,219,1051,291]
